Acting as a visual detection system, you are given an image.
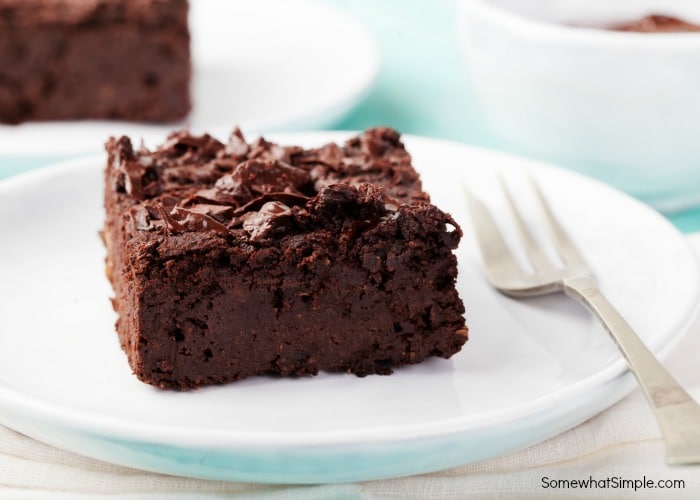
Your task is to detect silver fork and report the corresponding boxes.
[465,174,700,464]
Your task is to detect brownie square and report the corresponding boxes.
[103,127,468,389]
[0,0,190,124]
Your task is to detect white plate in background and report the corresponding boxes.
[0,132,698,483]
[0,1,379,156]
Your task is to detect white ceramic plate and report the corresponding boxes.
[0,0,379,156]
[0,132,698,483]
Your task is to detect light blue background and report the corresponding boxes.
[1,0,699,232]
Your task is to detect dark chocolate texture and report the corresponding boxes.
[0,0,190,124]
[104,127,468,389]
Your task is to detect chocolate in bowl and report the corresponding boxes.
[610,14,700,32]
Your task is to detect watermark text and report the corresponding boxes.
[541,475,685,492]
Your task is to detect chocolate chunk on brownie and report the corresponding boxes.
[0,0,190,124]
[103,127,468,389]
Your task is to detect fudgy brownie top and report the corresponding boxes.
[107,128,450,251]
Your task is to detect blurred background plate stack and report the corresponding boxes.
[0,0,380,156]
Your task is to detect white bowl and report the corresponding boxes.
[456,0,700,212]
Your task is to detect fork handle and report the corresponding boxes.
[563,275,700,464]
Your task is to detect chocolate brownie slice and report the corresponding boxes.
[0,0,190,124]
[103,127,468,389]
